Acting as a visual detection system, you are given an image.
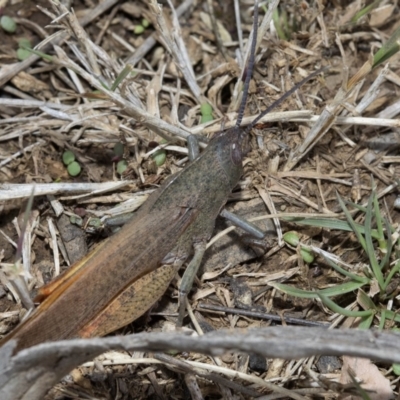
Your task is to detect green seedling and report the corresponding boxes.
[283,231,299,246]
[88,218,102,228]
[70,215,83,227]
[300,248,314,264]
[17,48,31,60]
[1,15,16,33]
[134,18,151,35]
[200,103,213,124]
[67,161,81,176]
[17,39,33,61]
[18,38,31,48]
[274,185,400,333]
[134,25,145,35]
[62,150,75,166]
[117,160,128,175]
[283,231,314,264]
[62,151,81,176]
[16,45,53,62]
[152,149,166,167]
[113,142,124,157]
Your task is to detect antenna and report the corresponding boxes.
[244,67,328,135]
[234,0,327,138]
[235,0,259,128]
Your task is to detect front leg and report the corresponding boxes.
[177,240,207,327]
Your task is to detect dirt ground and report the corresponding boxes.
[1,0,400,399]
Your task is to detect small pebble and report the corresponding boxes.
[249,354,267,373]
[316,355,341,373]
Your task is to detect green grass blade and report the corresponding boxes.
[337,193,367,252]
[379,310,387,330]
[111,64,134,91]
[358,314,374,329]
[20,45,53,62]
[379,218,393,271]
[347,370,375,400]
[380,309,400,324]
[322,254,370,283]
[272,8,287,40]
[373,25,400,68]
[282,217,380,239]
[317,293,374,318]
[364,193,385,289]
[357,289,377,311]
[271,281,366,299]
[372,189,384,240]
[384,260,400,289]
[345,199,367,213]
[350,0,382,23]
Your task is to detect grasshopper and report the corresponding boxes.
[1,2,325,353]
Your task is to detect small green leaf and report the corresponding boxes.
[283,231,299,246]
[300,248,314,264]
[62,150,75,166]
[1,16,17,33]
[18,38,32,49]
[67,161,81,176]
[153,150,166,167]
[17,48,31,61]
[88,218,102,227]
[134,25,145,34]
[70,215,83,226]
[200,114,214,124]
[200,103,213,116]
[142,19,150,28]
[113,142,124,157]
[393,363,400,376]
[117,160,128,175]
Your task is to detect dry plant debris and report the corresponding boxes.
[1,0,400,399]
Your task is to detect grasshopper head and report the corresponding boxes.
[211,126,246,189]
